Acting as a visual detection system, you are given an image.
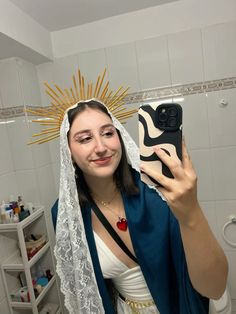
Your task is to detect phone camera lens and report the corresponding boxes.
[159,112,168,122]
[168,107,177,116]
[168,117,177,127]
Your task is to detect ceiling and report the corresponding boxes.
[9,0,178,31]
[1,0,179,64]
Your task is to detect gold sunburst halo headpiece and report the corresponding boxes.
[26,68,137,145]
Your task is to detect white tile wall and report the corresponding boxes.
[18,59,41,106]
[225,251,236,299]
[6,117,34,171]
[200,201,218,240]
[211,146,236,201]
[214,200,236,252]
[181,94,210,150]
[207,88,236,148]
[27,116,52,168]
[168,29,204,85]
[202,21,236,81]
[51,162,60,196]
[36,62,54,107]
[189,149,215,202]
[0,58,23,108]
[49,138,60,166]
[15,169,40,204]
[0,120,14,175]
[76,48,108,85]
[36,164,57,211]
[135,35,171,90]
[52,54,79,89]
[0,172,18,203]
[106,43,140,92]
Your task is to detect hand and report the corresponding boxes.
[140,140,201,226]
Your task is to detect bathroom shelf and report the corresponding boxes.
[2,242,50,271]
[9,276,56,309]
[35,275,56,305]
[2,251,24,271]
[0,206,43,232]
[0,206,63,314]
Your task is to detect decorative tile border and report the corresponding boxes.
[1,77,236,119]
[125,76,236,104]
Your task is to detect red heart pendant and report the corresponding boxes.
[117,218,128,231]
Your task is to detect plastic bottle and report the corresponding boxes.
[13,214,19,223]
[0,201,7,224]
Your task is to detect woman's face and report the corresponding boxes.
[68,107,122,181]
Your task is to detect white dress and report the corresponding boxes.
[94,232,160,313]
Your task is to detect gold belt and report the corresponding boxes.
[119,293,155,314]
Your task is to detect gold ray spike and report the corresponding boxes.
[116,109,137,119]
[32,130,59,137]
[95,69,106,97]
[33,122,59,126]
[78,70,82,99]
[28,133,60,145]
[81,76,85,99]
[100,81,109,99]
[44,82,65,105]
[104,90,114,107]
[108,87,129,109]
[27,68,137,144]
[73,75,79,100]
[54,85,72,108]
[93,75,100,97]
[64,88,74,105]
[70,87,76,103]
[89,83,93,98]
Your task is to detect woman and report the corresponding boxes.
[54,99,228,314]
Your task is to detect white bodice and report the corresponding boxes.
[94,232,154,301]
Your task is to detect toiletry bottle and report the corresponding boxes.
[1,201,7,224]
[5,206,13,223]
[18,196,25,211]
[13,214,19,223]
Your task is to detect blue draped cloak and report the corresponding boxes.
[52,170,209,314]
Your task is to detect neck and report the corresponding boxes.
[85,175,118,201]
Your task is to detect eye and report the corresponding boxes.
[102,128,116,137]
[102,131,115,137]
[77,136,92,143]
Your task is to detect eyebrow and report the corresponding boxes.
[72,123,115,138]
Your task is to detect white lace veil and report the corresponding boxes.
[54,99,164,313]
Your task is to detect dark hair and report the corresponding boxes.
[67,100,139,206]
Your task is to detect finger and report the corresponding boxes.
[153,146,182,177]
[140,162,172,190]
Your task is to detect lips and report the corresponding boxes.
[92,156,112,165]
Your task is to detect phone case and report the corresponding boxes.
[138,103,182,186]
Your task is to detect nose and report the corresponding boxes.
[94,137,107,154]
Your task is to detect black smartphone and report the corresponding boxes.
[138,103,182,187]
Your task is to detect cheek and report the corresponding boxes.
[69,143,86,165]
[113,138,122,158]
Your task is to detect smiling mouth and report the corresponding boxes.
[92,156,112,165]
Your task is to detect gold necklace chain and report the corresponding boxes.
[98,189,118,206]
[93,190,128,231]
[98,199,124,219]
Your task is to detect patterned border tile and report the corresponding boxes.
[125,77,236,104]
[1,77,236,119]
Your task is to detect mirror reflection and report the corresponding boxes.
[0,1,235,313]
